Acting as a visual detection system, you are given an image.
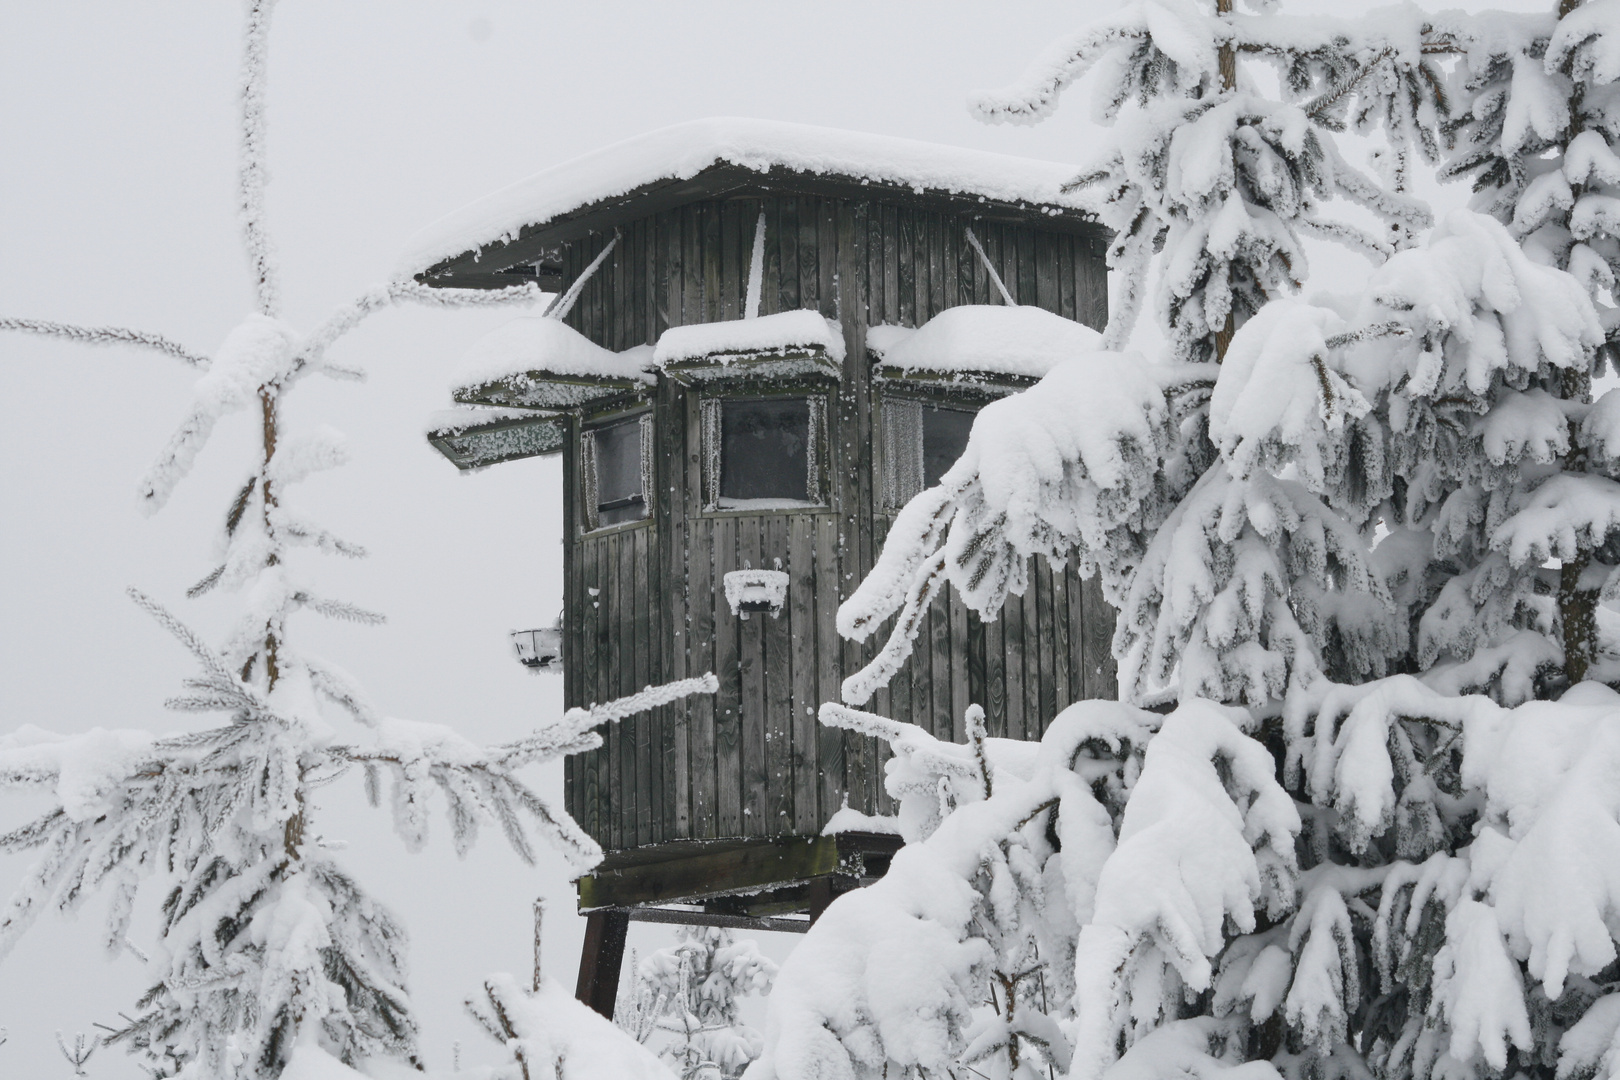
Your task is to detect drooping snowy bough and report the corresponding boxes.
[753,3,1620,1080]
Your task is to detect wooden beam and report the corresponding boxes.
[574,909,629,1019]
[626,906,813,935]
[576,833,902,911]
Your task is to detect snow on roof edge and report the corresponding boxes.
[397,117,1093,280]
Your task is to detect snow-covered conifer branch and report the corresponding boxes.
[0,318,211,368]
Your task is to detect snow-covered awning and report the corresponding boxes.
[425,407,568,471]
[401,118,1098,285]
[867,305,1103,394]
[450,316,655,411]
[652,309,845,385]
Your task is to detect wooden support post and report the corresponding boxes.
[575,909,630,1019]
[806,876,835,926]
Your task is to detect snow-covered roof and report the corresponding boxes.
[867,304,1103,384]
[400,117,1093,280]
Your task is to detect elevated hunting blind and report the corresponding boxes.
[411,118,1114,1015]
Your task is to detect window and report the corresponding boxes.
[702,396,825,509]
[884,398,976,507]
[582,413,652,529]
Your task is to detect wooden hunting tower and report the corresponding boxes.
[410,118,1114,1013]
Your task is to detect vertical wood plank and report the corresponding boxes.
[737,522,767,837]
[927,212,947,320]
[967,607,986,728]
[1035,229,1060,316]
[950,591,970,743]
[818,199,838,321]
[661,382,690,838]
[689,514,717,838]
[789,516,819,834]
[836,199,877,812]
[703,201,723,324]
[798,196,819,314]
[616,531,636,847]
[1081,572,1120,700]
[1017,227,1037,315]
[778,196,800,313]
[815,514,845,817]
[634,527,654,844]
[764,515,793,833]
[985,608,1006,738]
[682,204,703,328]
[1003,576,1026,742]
[882,204,899,326]
[1068,562,1087,704]
[1079,234,1109,332]
[957,217,979,306]
[1058,234,1077,323]
[1052,564,1072,718]
[761,197,782,317]
[1036,558,1056,737]
[897,206,916,327]
[712,516,742,836]
[720,200,743,322]
[930,589,952,740]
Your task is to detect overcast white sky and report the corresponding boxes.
[0,0,1541,1075]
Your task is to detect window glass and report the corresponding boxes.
[720,398,810,504]
[592,417,646,526]
[922,405,975,488]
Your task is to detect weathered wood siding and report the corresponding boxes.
[560,195,1114,851]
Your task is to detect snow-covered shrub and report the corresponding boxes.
[617,926,778,1079]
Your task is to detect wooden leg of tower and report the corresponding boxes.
[575,909,630,1018]
[806,876,835,925]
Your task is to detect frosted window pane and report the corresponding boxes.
[592,417,646,526]
[720,398,810,503]
[922,406,974,488]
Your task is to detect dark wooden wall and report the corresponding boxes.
[560,193,1116,853]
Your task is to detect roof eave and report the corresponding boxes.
[414,161,1104,290]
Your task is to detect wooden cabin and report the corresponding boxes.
[411,118,1114,1013]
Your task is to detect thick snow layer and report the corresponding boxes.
[398,117,1091,277]
[820,805,902,836]
[867,304,1103,380]
[485,974,676,1080]
[451,315,654,392]
[654,309,845,366]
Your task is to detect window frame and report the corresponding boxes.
[881,393,979,510]
[580,409,654,532]
[700,390,829,513]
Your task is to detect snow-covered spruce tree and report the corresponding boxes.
[0,3,716,1077]
[1437,0,1620,684]
[616,926,778,1079]
[748,4,1620,1080]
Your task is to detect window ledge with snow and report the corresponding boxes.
[868,304,1102,396]
[655,310,845,385]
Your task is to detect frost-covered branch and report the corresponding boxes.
[0,318,211,368]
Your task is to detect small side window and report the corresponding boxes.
[582,413,652,530]
[884,398,975,508]
[702,396,825,510]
